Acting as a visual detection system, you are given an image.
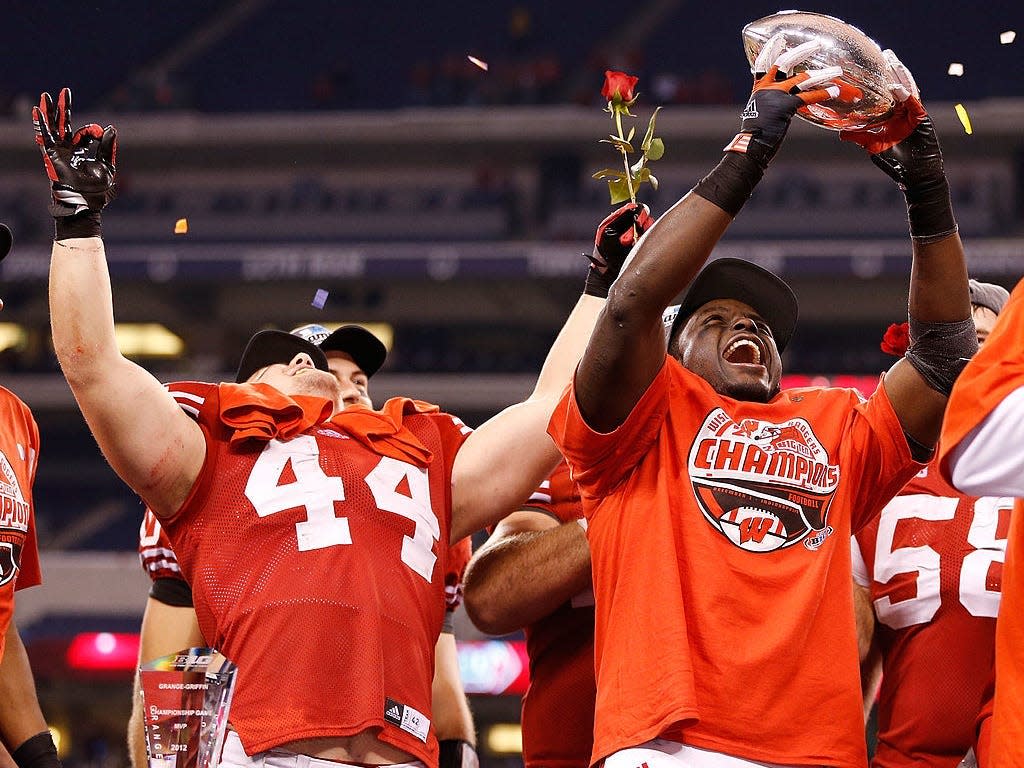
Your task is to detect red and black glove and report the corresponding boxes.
[32,87,117,239]
[840,50,955,243]
[694,36,840,216]
[584,202,654,297]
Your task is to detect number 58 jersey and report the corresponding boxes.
[159,381,472,765]
[853,462,1012,767]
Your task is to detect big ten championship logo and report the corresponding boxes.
[0,450,28,585]
[688,409,840,552]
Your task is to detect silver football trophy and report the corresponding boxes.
[742,10,895,131]
[139,648,237,768]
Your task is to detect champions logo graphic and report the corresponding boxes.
[0,450,28,586]
[688,409,840,552]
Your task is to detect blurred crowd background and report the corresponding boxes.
[0,1,1020,766]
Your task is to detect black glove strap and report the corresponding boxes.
[584,257,615,298]
[54,210,101,241]
[438,739,478,768]
[12,732,61,768]
[692,152,765,218]
[905,176,958,243]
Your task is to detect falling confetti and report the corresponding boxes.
[954,104,973,135]
[467,55,489,71]
[311,288,329,309]
[947,63,964,77]
[174,218,188,234]
[1000,31,1016,45]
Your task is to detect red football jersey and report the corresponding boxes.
[519,461,594,768]
[550,360,919,767]
[854,462,1010,768]
[0,386,40,661]
[445,537,472,615]
[139,508,183,582]
[939,277,1024,765]
[159,381,471,765]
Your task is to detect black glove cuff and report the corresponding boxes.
[904,176,958,243]
[439,739,478,768]
[12,732,61,768]
[54,211,101,241]
[692,151,765,218]
[584,259,614,298]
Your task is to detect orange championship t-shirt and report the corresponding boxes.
[938,276,1024,767]
[549,357,920,768]
[0,386,41,661]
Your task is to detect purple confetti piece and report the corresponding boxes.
[311,288,329,309]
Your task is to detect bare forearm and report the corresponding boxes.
[0,623,47,750]
[463,522,590,635]
[908,231,971,322]
[431,634,475,744]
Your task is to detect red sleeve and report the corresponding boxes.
[444,537,472,613]
[844,381,921,532]
[939,277,1024,481]
[521,461,582,524]
[138,508,184,582]
[548,359,670,498]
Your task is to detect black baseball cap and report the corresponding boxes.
[0,224,12,262]
[235,329,330,383]
[669,257,799,352]
[290,323,388,377]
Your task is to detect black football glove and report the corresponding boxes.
[731,36,841,170]
[33,88,117,238]
[584,202,654,297]
[840,51,955,242]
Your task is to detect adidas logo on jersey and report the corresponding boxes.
[741,98,758,119]
[385,704,403,729]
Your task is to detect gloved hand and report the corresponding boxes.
[584,202,654,297]
[730,35,842,170]
[840,51,956,242]
[32,87,117,238]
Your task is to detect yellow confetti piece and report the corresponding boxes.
[1000,31,1016,45]
[467,55,489,71]
[174,218,188,234]
[954,104,973,135]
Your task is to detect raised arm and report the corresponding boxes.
[450,205,651,540]
[576,42,840,433]
[840,53,973,451]
[463,509,590,635]
[36,89,204,516]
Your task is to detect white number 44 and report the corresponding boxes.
[245,436,441,581]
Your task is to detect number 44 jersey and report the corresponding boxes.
[853,461,1012,768]
[158,381,472,766]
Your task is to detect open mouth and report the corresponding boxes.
[723,338,763,366]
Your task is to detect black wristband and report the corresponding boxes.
[904,176,958,243]
[54,210,101,241]
[149,576,194,608]
[439,739,478,768]
[584,261,614,298]
[12,732,61,768]
[692,151,765,218]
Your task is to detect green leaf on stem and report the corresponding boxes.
[640,107,663,153]
[600,136,634,153]
[592,168,628,181]
[646,137,665,161]
[607,177,633,204]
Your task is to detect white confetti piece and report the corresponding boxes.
[1000,31,1016,45]
[311,289,329,309]
[467,55,489,71]
[947,63,964,77]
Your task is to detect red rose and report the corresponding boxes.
[602,70,639,105]
[880,321,910,357]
